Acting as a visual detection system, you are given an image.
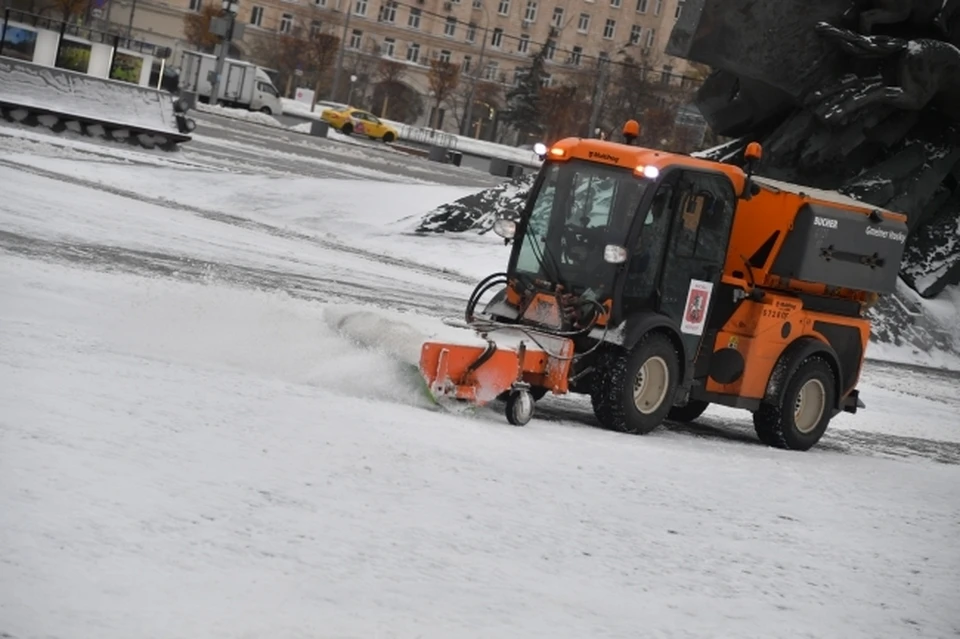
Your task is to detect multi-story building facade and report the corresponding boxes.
[104,0,698,133]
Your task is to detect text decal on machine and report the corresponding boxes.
[681,279,714,336]
[813,216,838,229]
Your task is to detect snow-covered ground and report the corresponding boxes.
[2,125,959,639]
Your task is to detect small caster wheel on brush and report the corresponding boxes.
[505,388,535,426]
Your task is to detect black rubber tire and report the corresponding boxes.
[383,132,395,143]
[667,399,710,423]
[505,390,535,426]
[259,106,272,115]
[341,123,353,135]
[753,356,836,451]
[593,333,680,435]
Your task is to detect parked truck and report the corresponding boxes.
[179,51,283,115]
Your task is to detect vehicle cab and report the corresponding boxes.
[251,68,283,115]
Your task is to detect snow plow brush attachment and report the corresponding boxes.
[419,328,575,426]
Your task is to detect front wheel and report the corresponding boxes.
[340,123,354,135]
[593,333,679,435]
[259,106,272,115]
[383,132,395,143]
[753,356,836,451]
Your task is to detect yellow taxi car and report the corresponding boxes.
[320,106,399,143]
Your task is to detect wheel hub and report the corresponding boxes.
[794,379,826,434]
[633,356,669,415]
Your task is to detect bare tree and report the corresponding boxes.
[426,58,460,129]
[49,0,87,20]
[183,4,224,53]
[305,30,340,111]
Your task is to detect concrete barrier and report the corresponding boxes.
[0,57,191,149]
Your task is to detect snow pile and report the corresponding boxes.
[416,172,536,234]
[193,101,283,128]
[0,57,177,133]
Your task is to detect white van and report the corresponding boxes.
[180,51,283,115]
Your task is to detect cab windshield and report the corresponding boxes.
[514,159,650,295]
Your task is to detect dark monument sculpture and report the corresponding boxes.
[668,0,960,299]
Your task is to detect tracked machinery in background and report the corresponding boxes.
[419,133,909,451]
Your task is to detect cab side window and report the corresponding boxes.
[672,172,736,261]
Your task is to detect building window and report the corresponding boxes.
[249,5,263,25]
[314,0,326,6]
[462,54,472,72]
[654,0,662,14]
[407,41,420,62]
[309,19,322,37]
[188,0,202,11]
[630,24,641,44]
[610,0,621,7]
[544,40,555,59]
[540,73,551,87]
[279,12,293,33]
[570,45,582,65]
[518,34,530,53]
[603,18,615,38]
[383,36,395,56]
[484,60,498,80]
[645,27,655,47]
[408,7,421,28]
[661,65,673,84]
[380,1,397,22]
[439,49,451,62]
[577,12,590,31]
[491,27,504,47]
[497,0,510,15]
[675,0,684,18]
[636,0,647,12]
[472,0,481,7]
[524,0,537,21]
[466,22,477,42]
[354,0,367,16]
[349,28,363,48]
[551,6,563,27]
[444,16,457,36]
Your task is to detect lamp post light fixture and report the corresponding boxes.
[209,0,239,108]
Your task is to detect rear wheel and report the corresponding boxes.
[753,356,836,451]
[667,399,710,423]
[383,132,396,143]
[341,123,354,135]
[592,333,679,435]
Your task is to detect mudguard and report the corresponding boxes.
[763,336,844,410]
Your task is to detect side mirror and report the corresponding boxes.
[493,219,517,240]
[603,245,628,264]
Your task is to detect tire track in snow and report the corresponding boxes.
[0,231,466,318]
[0,157,477,288]
[530,396,960,465]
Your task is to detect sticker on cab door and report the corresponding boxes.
[681,279,713,336]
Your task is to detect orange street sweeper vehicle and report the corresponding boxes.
[419,135,909,451]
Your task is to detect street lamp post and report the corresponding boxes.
[461,1,489,138]
[210,0,239,107]
[329,0,353,102]
[346,74,358,105]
